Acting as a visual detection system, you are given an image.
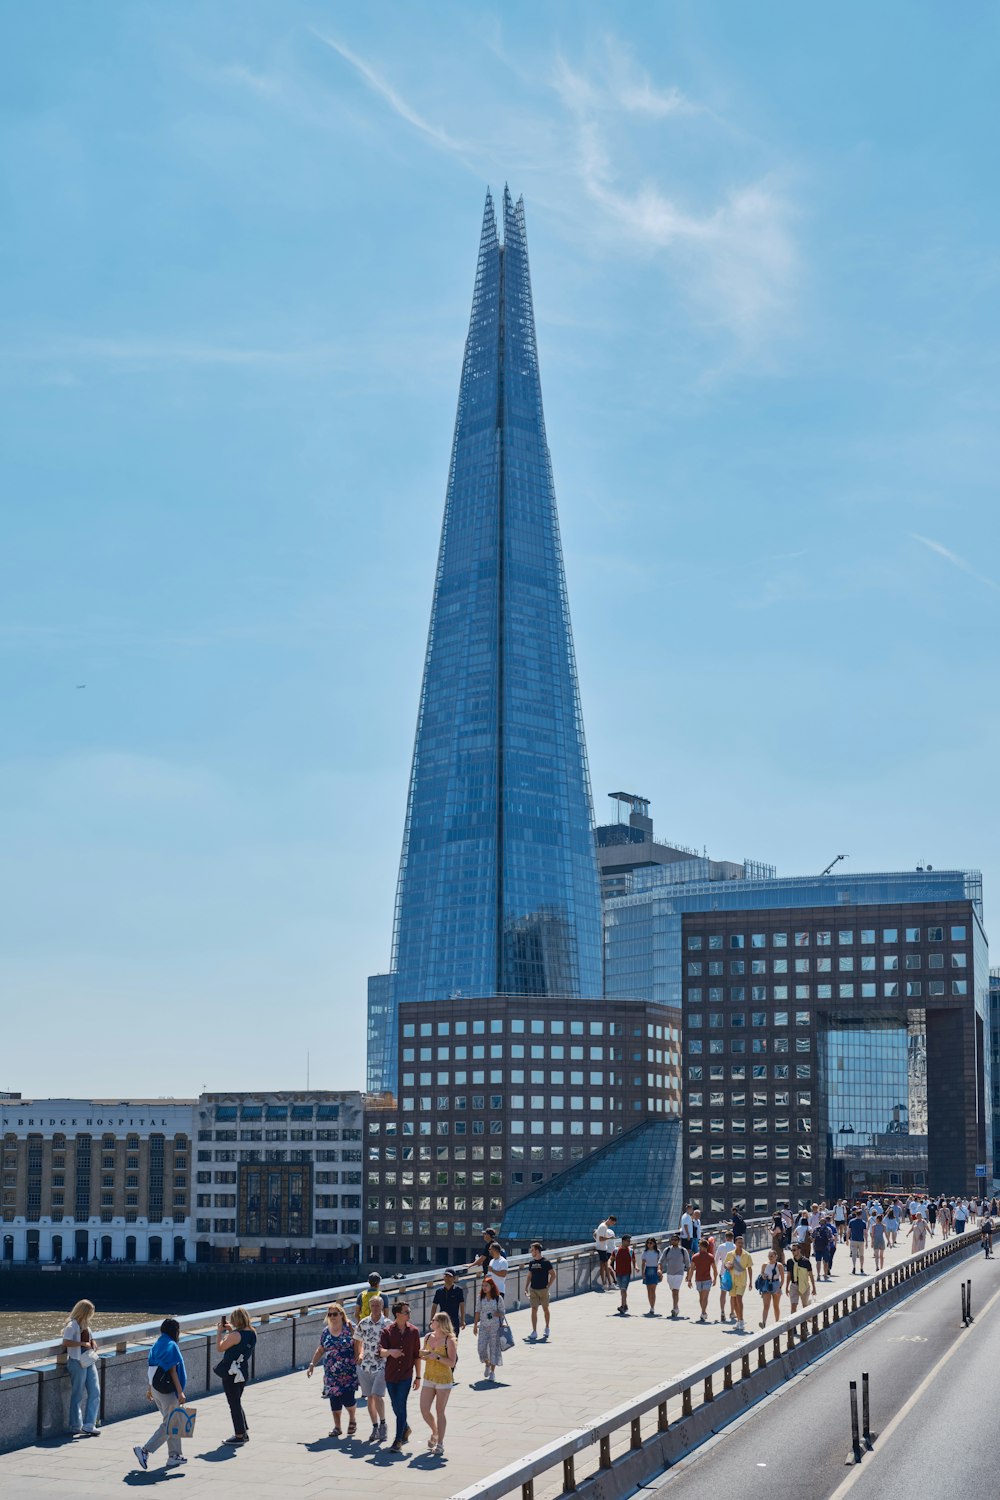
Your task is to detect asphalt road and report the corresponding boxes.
[646,1242,1000,1498]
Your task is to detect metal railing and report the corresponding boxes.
[0,1218,770,1372]
[450,1227,981,1500]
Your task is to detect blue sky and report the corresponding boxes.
[3,2,998,1098]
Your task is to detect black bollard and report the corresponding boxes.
[862,1371,871,1444]
[966,1279,973,1322]
[849,1380,862,1463]
[961,1281,968,1325]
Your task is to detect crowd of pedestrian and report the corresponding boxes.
[51,1192,994,1474]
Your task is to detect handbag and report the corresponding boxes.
[151,1365,174,1395]
[720,1268,733,1291]
[498,1317,515,1352]
[166,1406,197,1440]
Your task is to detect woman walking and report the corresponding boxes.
[62,1299,100,1437]
[416,1313,457,1457]
[215,1307,257,1445]
[870,1215,887,1271]
[757,1250,784,1329]
[306,1304,358,1437]
[638,1237,662,1314]
[884,1203,900,1247]
[474,1275,504,1381]
[132,1317,187,1472]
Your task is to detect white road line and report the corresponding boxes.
[826,1274,1000,1500]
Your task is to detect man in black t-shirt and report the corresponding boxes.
[527,1241,556,1341]
[430,1270,466,1336]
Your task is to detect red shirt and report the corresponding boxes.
[613,1245,633,1277]
[691,1248,715,1281]
[380,1320,420,1383]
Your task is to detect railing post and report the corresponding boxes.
[522,1481,534,1500]
[724,1360,734,1388]
[741,1352,751,1380]
[681,1386,693,1417]
[631,1416,642,1449]
[703,1374,714,1403]
[562,1454,576,1493]
[599,1435,612,1469]
[657,1400,669,1432]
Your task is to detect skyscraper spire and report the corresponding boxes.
[369,190,603,1090]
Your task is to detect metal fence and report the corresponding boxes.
[450,1227,982,1500]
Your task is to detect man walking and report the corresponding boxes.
[679,1204,695,1255]
[356,1295,389,1443]
[715,1227,736,1323]
[660,1233,691,1320]
[431,1270,466,1339]
[813,1216,836,1281]
[613,1235,635,1314]
[526,1243,556,1341]
[687,1237,717,1322]
[379,1300,421,1453]
[594,1215,618,1290]
[847,1205,868,1273]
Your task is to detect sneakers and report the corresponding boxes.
[527,1331,537,1342]
[389,1439,404,1452]
[166,1455,184,1469]
[369,1426,380,1443]
[541,1329,549,1340]
[133,1446,148,1471]
[434,1443,444,1457]
[378,1420,387,1442]
[403,1426,412,1441]
[483,1364,491,1378]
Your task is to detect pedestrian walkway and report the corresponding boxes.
[0,1234,955,1498]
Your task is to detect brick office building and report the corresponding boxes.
[364,995,681,1268]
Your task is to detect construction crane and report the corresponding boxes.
[821,853,847,876]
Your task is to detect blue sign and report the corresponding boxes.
[975,1164,987,1177]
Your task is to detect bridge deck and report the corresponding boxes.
[0,1235,936,1497]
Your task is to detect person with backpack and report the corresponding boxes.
[355,1272,383,1321]
[215,1306,257,1446]
[813,1217,836,1281]
[133,1317,187,1472]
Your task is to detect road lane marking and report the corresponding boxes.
[827,1275,1000,1499]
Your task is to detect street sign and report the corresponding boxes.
[975,1164,987,1177]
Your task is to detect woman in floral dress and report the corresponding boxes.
[474,1275,504,1382]
[306,1303,358,1437]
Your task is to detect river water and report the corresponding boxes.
[0,1309,156,1348]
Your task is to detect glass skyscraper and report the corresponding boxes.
[368,189,603,1090]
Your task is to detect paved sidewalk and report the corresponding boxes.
[0,1235,949,1498]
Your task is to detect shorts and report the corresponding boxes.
[598,1250,611,1263]
[358,1366,386,1399]
[850,1242,864,1259]
[529,1288,550,1307]
[617,1274,632,1292]
[642,1269,659,1286]
[666,1275,685,1292]
[328,1390,357,1413]
[695,1280,712,1293]
[421,1378,454,1391]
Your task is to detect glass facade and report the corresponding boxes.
[371,190,603,1090]
[605,868,984,1006]
[499,1119,682,1248]
[824,1014,928,1176]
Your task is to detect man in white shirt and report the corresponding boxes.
[715,1233,736,1323]
[486,1240,509,1302]
[593,1215,618,1290]
[679,1205,695,1254]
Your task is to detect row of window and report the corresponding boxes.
[210,1105,344,1122]
[402,1018,639,1038]
[688,952,966,976]
[688,1143,812,1159]
[689,1090,811,1107]
[401,1045,620,1062]
[688,926,967,950]
[689,1171,814,1187]
[689,1038,813,1055]
[689,1117,812,1134]
[688,1065,812,1081]
[688,981,967,1001]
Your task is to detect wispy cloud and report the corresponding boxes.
[910,532,1000,592]
[311,30,467,157]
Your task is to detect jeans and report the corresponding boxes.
[386,1377,411,1443]
[68,1360,100,1432]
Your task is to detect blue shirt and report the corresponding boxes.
[848,1217,867,1242]
[148,1335,187,1390]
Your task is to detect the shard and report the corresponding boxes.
[368,189,603,1091]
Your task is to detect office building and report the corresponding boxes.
[193,1091,363,1265]
[605,865,991,1210]
[363,994,681,1268]
[990,969,1000,1183]
[0,1099,193,1265]
[367,188,604,1091]
[594,793,747,900]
